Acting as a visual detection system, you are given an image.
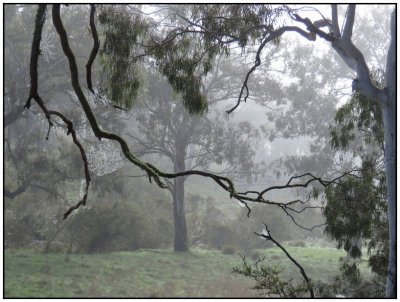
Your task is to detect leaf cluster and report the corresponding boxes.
[330,71,384,153]
[316,260,385,297]
[98,5,147,109]
[323,160,386,258]
[190,5,279,48]
[97,5,283,114]
[324,70,388,275]
[154,44,208,115]
[233,257,311,298]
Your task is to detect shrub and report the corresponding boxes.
[68,198,173,253]
[205,225,237,249]
[233,258,312,298]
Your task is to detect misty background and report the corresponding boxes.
[4,4,392,298]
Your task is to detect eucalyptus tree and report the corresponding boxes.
[297,11,396,296]
[21,4,395,296]
[127,71,262,252]
[324,87,388,290]
[259,6,391,293]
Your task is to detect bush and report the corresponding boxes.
[205,225,237,249]
[233,258,312,298]
[315,261,385,298]
[68,198,173,253]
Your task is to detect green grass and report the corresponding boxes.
[4,246,373,298]
[255,246,373,284]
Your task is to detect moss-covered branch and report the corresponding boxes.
[25,4,91,219]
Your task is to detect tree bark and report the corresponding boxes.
[383,7,396,298]
[172,144,189,252]
[382,94,396,298]
[328,6,396,296]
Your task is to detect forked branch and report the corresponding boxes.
[25,4,91,219]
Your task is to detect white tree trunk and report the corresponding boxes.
[383,12,396,291]
[328,6,396,297]
[383,7,396,297]
[382,102,396,297]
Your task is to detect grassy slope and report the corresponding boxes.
[4,246,372,298]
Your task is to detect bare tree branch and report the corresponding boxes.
[256,224,314,298]
[253,170,359,200]
[25,5,91,219]
[48,111,91,219]
[86,4,100,94]
[227,25,315,114]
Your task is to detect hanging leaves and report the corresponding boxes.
[98,5,147,109]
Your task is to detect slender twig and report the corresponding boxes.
[49,110,91,219]
[256,223,314,298]
[256,170,359,199]
[226,24,318,114]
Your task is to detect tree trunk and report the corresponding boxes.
[329,7,396,296]
[382,97,396,297]
[172,146,189,252]
[383,8,396,297]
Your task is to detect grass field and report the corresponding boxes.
[4,246,373,298]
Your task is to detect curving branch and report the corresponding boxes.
[245,170,360,201]
[48,111,91,219]
[328,5,385,105]
[228,5,386,112]
[290,13,335,43]
[25,5,91,219]
[256,223,314,298]
[226,24,320,114]
[86,4,100,94]
[52,5,169,190]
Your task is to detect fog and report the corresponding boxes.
[3,4,393,298]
